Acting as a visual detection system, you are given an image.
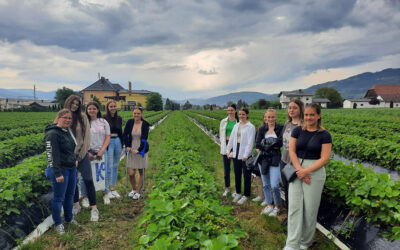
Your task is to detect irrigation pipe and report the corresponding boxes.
[14,113,170,250]
[185,114,350,250]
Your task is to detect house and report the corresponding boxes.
[82,77,152,109]
[312,98,330,108]
[343,84,400,108]
[278,89,313,108]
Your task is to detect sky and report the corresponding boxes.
[0,0,399,100]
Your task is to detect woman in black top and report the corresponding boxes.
[104,100,123,199]
[255,108,283,217]
[284,103,332,250]
[123,106,150,200]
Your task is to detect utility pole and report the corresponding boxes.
[34,84,36,101]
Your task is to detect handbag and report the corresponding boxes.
[281,133,318,182]
[246,151,261,175]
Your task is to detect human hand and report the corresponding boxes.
[133,149,139,154]
[302,175,311,185]
[126,147,131,152]
[256,149,260,153]
[56,176,64,183]
[242,157,247,161]
[296,168,309,180]
[228,152,233,158]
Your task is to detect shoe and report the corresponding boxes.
[300,244,308,250]
[65,219,79,226]
[132,192,141,200]
[260,200,268,206]
[252,196,263,202]
[103,194,110,205]
[128,190,137,198]
[283,246,297,250]
[261,206,274,215]
[72,204,81,215]
[237,196,248,205]
[222,189,230,197]
[90,208,99,222]
[111,190,121,199]
[54,224,65,235]
[231,192,238,198]
[232,194,242,203]
[269,207,280,217]
[82,197,89,208]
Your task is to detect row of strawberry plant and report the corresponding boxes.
[136,112,245,249]
[0,153,51,226]
[0,133,45,169]
[183,111,221,135]
[0,125,45,142]
[324,159,400,240]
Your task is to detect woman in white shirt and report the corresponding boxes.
[85,102,111,206]
[226,108,256,205]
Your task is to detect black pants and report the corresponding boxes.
[73,154,97,206]
[233,143,251,197]
[222,140,233,188]
[280,160,289,208]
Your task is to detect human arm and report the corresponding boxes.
[96,119,111,158]
[243,125,256,161]
[123,119,132,151]
[296,143,331,178]
[45,131,63,178]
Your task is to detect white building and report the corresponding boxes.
[278,89,313,108]
[343,84,400,108]
[312,98,330,108]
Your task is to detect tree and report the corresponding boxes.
[314,87,343,108]
[92,96,102,107]
[146,92,163,111]
[390,101,394,108]
[237,99,248,109]
[353,103,357,109]
[182,101,192,110]
[55,87,75,108]
[165,98,172,110]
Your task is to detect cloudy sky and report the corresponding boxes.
[0,0,399,100]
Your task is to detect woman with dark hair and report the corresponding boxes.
[280,99,304,211]
[284,103,332,250]
[123,106,150,200]
[103,100,123,199]
[255,108,283,216]
[226,108,256,205]
[219,104,238,197]
[64,95,99,221]
[44,109,77,234]
[85,101,111,204]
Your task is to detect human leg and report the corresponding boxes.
[285,177,304,249]
[222,154,231,188]
[269,165,281,207]
[128,168,137,191]
[63,167,77,223]
[48,169,68,226]
[111,138,122,190]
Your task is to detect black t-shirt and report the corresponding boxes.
[291,126,332,160]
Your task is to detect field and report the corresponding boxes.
[0,108,399,249]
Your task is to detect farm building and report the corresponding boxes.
[312,98,330,108]
[82,77,152,109]
[278,89,313,108]
[343,84,400,108]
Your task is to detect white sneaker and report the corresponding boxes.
[90,208,99,222]
[72,204,81,215]
[269,207,280,217]
[111,190,121,199]
[252,196,264,202]
[132,192,141,200]
[128,190,137,198]
[300,244,308,250]
[237,196,248,205]
[82,197,89,208]
[231,192,238,198]
[103,194,110,205]
[261,206,274,215]
[232,194,242,203]
[283,246,297,250]
[54,224,65,235]
[222,189,230,197]
[260,200,268,206]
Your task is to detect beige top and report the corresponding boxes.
[73,114,91,162]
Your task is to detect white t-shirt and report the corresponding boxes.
[90,118,110,153]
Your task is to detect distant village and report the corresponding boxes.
[0,76,399,111]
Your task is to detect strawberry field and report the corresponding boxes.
[0,108,399,249]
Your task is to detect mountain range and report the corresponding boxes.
[1,68,399,105]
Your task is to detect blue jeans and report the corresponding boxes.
[105,137,122,193]
[259,164,281,206]
[46,167,77,226]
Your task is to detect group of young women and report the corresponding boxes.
[44,95,149,234]
[219,100,332,250]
